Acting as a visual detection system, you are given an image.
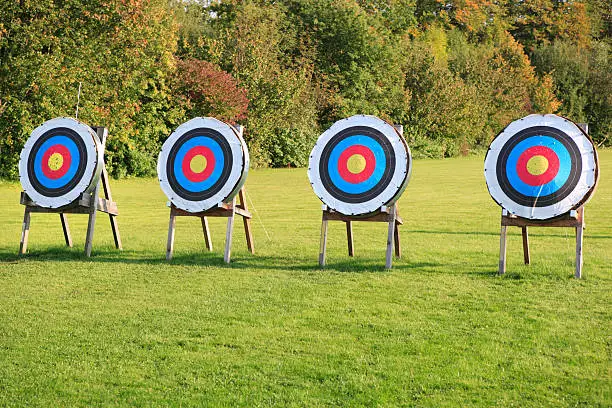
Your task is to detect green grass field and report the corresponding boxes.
[0,153,610,406]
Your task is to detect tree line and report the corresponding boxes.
[0,0,609,178]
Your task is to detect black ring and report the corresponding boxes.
[166,128,233,201]
[496,126,582,207]
[318,126,396,204]
[27,127,88,198]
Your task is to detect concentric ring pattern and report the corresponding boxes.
[308,115,411,216]
[157,117,249,212]
[484,114,598,219]
[19,117,103,208]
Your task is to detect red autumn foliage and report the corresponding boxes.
[175,58,249,123]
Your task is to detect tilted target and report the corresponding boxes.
[484,114,598,220]
[19,117,103,208]
[157,117,249,213]
[308,115,411,216]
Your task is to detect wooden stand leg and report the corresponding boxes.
[385,206,396,269]
[346,221,354,257]
[243,216,254,254]
[394,221,401,258]
[201,217,213,251]
[101,166,122,250]
[60,213,73,247]
[166,208,176,260]
[575,223,584,279]
[19,209,31,255]
[238,189,254,254]
[84,197,98,258]
[319,216,328,268]
[109,214,122,250]
[83,128,108,257]
[224,201,236,264]
[521,226,530,265]
[499,225,508,275]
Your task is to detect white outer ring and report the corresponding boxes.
[19,117,102,208]
[484,114,597,219]
[308,115,411,216]
[157,117,249,213]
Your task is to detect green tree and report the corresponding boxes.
[0,0,179,178]
[532,40,611,144]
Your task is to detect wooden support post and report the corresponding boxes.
[166,207,176,260]
[60,213,73,247]
[394,204,401,258]
[385,205,397,269]
[201,217,212,251]
[521,226,530,265]
[223,199,236,264]
[394,224,401,258]
[319,210,329,268]
[576,209,584,279]
[84,127,107,257]
[84,190,101,256]
[101,166,122,250]
[19,209,31,255]
[346,221,354,257]
[238,188,254,254]
[499,225,508,275]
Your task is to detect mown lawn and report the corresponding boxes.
[0,153,610,407]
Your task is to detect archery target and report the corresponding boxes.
[308,115,411,216]
[157,117,249,212]
[19,117,103,208]
[484,114,598,220]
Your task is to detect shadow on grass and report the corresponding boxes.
[407,229,500,237]
[407,229,612,240]
[0,245,447,274]
[1,246,582,281]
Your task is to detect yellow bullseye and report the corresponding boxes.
[190,155,207,173]
[347,154,367,174]
[48,153,64,171]
[526,155,549,176]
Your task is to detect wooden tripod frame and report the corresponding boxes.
[19,126,122,257]
[497,122,595,279]
[499,207,585,278]
[166,187,254,263]
[319,203,402,269]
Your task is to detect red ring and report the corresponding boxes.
[516,145,560,186]
[182,146,215,182]
[41,144,71,179]
[338,145,376,184]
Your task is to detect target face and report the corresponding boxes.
[485,114,598,220]
[157,117,249,212]
[19,117,103,208]
[308,115,411,215]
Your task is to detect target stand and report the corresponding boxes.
[18,126,122,257]
[319,203,402,269]
[309,116,411,270]
[159,119,253,264]
[165,187,254,263]
[487,118,599,279]
[499,207,585,278]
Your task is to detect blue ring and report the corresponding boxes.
[327,135,386,194]
[33,136,80,189]
[505,136,572,197]
[173,136,224,192]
